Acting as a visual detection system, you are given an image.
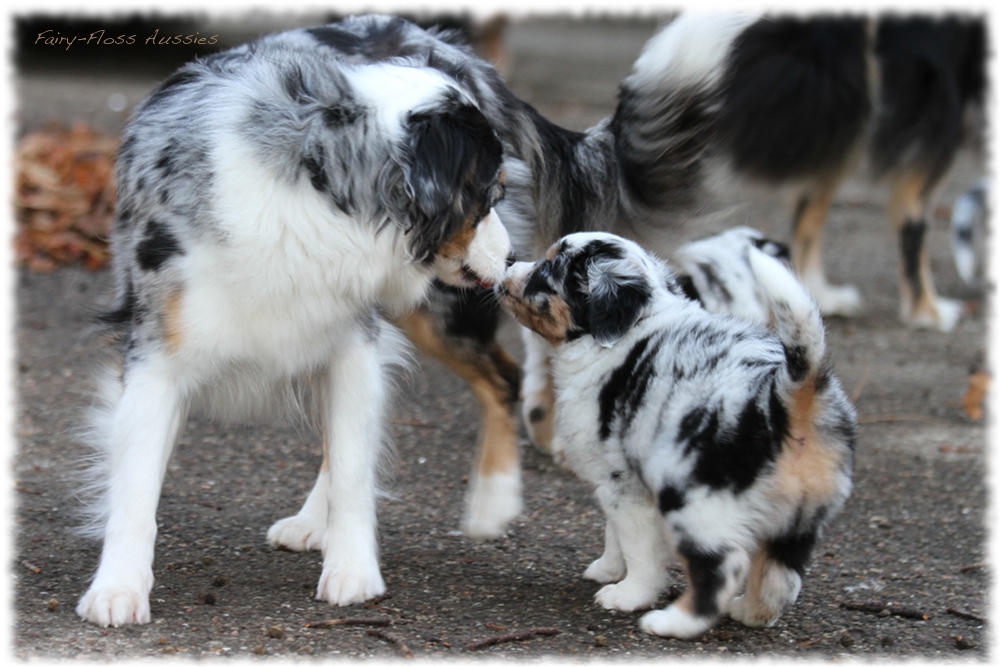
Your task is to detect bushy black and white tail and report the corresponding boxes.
[747,248,827,385]
[612,12,762,214]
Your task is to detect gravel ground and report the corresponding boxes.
[12,13,991,661]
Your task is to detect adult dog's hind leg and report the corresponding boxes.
[395,286,523,540]
[888,168,963,332]
[76,356,187,627]
[792,179,863,317]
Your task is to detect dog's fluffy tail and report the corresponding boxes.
[747,248,826,386]
[612,12,762,213]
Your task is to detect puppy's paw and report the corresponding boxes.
[728,594,780,628]
[639,605,715,639]
[810,282,862,318]
[595,580,659,612]
[77,582,152,627]
[316,563,386,606]
[462,470,522,540]
[267,514,325,551]
[583,554,626,584]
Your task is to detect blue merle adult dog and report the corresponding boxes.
[76,16,514,626]
[496,232,857,639]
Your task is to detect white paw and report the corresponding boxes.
[316,564,386,606]
[267,514,325,551]
[728,594,778,628]
[810,282,863,317]
[595,580,659,612]
[583,555,626,584]
[462,470,522,540]
[907,297,963,332]
[76,578,153,627]
[639,605,715,639]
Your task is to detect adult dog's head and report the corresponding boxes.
[385,94,512,289]
[497,232,680,347]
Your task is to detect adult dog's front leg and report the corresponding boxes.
[76,359,187,627]
[315,329,393,605]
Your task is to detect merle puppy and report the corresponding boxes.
[496,232,856,639]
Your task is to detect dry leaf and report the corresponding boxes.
[14,122,119,271]
[963,370,990,421]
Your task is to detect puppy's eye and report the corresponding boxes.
[537,262,551,279]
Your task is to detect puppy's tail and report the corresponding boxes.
[612,12,762,214]
[747,247,826,386]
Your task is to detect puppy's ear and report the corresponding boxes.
[586,256,652,347]
[397,100,503,261]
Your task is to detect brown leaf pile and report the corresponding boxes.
[15,122,119,272]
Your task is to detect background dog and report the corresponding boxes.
[497,232,856,639]
[76,14,513,627]
[398,12,985,543]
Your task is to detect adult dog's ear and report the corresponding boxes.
[397,100,503,262]
[586,256,652,347]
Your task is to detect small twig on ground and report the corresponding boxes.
[466,627,561,651]
[960,562,987,573]
[304,616,396,628]
[21,560,41,574]
[366,629,414,658]
[947,607,987,624]
[850,358,871,403]
[840,601,931,620]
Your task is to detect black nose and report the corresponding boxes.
[505,252,517,268]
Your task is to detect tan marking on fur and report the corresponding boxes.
[792,183,838,279]
[771,377,844,503]
[526,373,557,454]
[886,169,945,322]
[163,289,185,354]
[738,547,781,624]
[438,217,477,260]
[394,309,520,478]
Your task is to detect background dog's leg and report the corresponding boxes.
[520,328,558,456]
[315,328,394,606]
[888,169,963,331]
[267,448,329,552]
[76,358,186,627]
[395,295,523,540]
[583,519,627,584]
[792,181,862,317]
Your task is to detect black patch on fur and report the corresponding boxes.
[302,148,329,194]
[752,236,791,262]
[136,220,184,272]
[720,17,871,182]
[155,141,178,177]
[899,218,926,300]
[678,541,725,618]
[529,406,546,423]
[598,334,659,440]
[675,274,702,304]
[96,280,140,328]
[144,68,201,109]
[657,485,686,514]
[767,508,827,576]
[783,344,810,383]
[871,17,987,185]
[323,104,362,128]
[683,380,787,493]
[308,18,417,60]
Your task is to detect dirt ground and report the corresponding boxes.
[11,13,991,661]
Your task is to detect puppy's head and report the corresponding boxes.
[386,94,512,288]
[497,233,671,347]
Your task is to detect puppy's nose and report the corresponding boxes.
[505,252,517,269]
